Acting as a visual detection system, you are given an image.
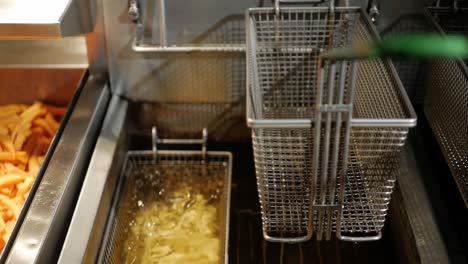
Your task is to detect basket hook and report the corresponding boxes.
[152,126,158,162]
[202,128,208,162]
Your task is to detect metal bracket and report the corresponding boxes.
[151,126,208,162]
[367,0,380,24]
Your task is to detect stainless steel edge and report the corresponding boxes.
[392,142,451,263]
[223,152,233,264]
[132,41,246,52]
[58,95,129,263]
[5,76,110,264]
[0,0,94,38]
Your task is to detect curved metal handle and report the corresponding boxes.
[263,231,312,243]
[337,231,382,242]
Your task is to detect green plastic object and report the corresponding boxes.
[322,34,468,60]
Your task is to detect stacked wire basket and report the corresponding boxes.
[246,6,417,242]
[383,1,468,208]
[425,4,468,208]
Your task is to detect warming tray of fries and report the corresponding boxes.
[0,71,110,263]
[0,102,64,247]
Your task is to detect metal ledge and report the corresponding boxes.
[0,37,88,68]
[0,0,94,38]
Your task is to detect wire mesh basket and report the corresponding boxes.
[99,128,232,263]
[424,4,468,207]
[246,6,417,242]
[123,13,247,140]
[381,14,434,105]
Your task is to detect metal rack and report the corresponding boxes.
[381,14,433,105]
[424,1,468,207]
[129,0,246,52]
[127,0,333,53]
[246,1,416,243]
[381,1,468,207]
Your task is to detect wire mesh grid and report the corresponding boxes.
[423,7,468,207]
[132,53,246,139]
[381,14,434,105]
[247,7,416,242]
[428,5,468,65]
[100,151,232,264]
[128,14,247,139]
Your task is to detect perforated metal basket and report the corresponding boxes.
[246,6,416,242]
[424,5,468,207]
[98,130,232,263]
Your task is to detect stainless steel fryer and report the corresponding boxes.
[1,0,467,263]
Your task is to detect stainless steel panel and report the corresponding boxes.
[103,0,256,100]
[0,0,94,38]
[4,75,110,264]
[85,0,109,76]
[58,95,129,263]
[0,38,88,68]
[0,68,85,105]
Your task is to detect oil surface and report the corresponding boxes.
[120,162,226,264]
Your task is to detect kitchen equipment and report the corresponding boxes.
[382,1,468,208]
[1,0,464,263]
[424,1,468,207]
[247,2,416,242]
[98,127,232,263]
[381,14,434,105]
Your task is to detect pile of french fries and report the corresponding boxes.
[0,102,65,251]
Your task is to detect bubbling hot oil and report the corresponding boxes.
[120,164,224,264]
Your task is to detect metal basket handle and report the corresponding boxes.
[151,126,208,162]
[433,0,466,10]
[274,0,336,16]
[337,231,383,242]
